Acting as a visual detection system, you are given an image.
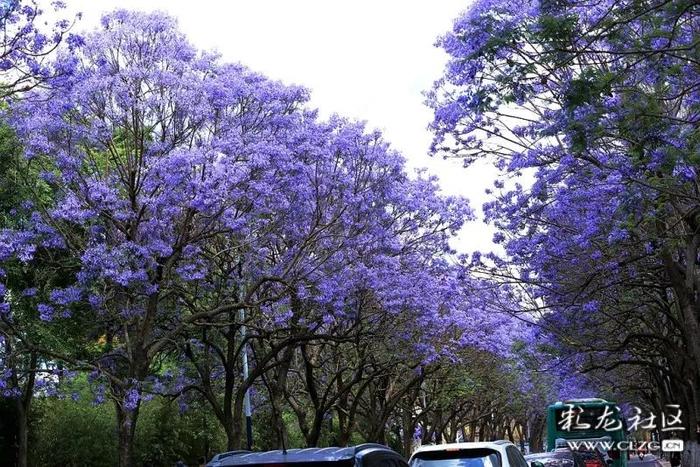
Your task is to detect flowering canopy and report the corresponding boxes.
[429,0,700,421]
[0,9,532,454]
[0,0,79,97]
[0,6,581,463]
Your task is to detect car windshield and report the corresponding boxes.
[412,448,501,467]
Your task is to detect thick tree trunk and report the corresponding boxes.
[224,413,238,451]
[6,344,35,467]
[337,404,356,447]
[15,400,28,467]
[506,421,514,443]
[529,413,545,453]
[306,412,324,447]
[401,407,416,457]
[231,390,245,449]
[337,423,351,446]
[269,347,293,449]
[679,303,700,382]
[467,421,476,442]
[370,427,387,444]
[115,400,138,467]
[270,388,289,449]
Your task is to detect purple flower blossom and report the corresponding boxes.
[37,303,54,321]
[124,388,140,411]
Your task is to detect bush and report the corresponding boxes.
[134,398,227,466]
[29,379,228,466]
[30,395,117,467]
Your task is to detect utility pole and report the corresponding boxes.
[239,293,253,450]
[236,260,253,450]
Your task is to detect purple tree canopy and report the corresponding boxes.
[0,0,79,97]
[428,0,700,425]
[1,8,512,403]
[429,0,699,297]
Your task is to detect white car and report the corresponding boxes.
[409,440,529,467]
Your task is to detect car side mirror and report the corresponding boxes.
[530,462,545,467]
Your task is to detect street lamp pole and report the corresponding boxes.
[238,308,253,450]
[239,305,253,450]
[237,268,253,451]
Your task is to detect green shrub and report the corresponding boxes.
[28,378,227,466]
[30,395,117,467]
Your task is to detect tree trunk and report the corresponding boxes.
[401,407,416,457]
[306,412,324,447]
[224,414,238,451]
[115,401,138,467]
[6,343,35,467]
[679,303,700,382]
[270,388,289,449]
[230,389,246,450]
[15,400,28,467]
[506,421,514,443]
[529,413,545,453]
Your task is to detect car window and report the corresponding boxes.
[524,454,576,467]
[361,449,409,467]
[411,448,501,467]
[506,447,528,467]
[383,460,409,467]
[365,457,409,467]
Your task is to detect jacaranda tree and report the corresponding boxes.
[430,0,699,463]
[4,9,315,465]
[0,2,614,464]
[0,1,80,465]
[1,7,494,465]
[0,0,78,98]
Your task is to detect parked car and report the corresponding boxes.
[525,448,607,467]
[525,450,581,467]
[214,444,408,467]
[409,440,529,467]
[207,450,250,467]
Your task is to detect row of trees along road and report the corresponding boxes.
[4,0,697,465]
[0,5,566,467]
[428,0,700,466]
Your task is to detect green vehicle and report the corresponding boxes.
[546,398,628,467]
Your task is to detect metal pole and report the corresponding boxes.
[239,306,253,450]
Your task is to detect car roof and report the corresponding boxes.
[219,444,401,465]
[411,441,513,456]
[526,451,573,459]
[551,398,615,407]
[213,450,251,460]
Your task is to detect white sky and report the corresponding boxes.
[61,0,496,253]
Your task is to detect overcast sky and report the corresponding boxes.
[62,0,495,253]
